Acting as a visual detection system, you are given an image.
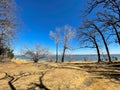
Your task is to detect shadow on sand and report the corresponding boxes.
[28,72,49,90]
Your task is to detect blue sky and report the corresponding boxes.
[14,0,120,55]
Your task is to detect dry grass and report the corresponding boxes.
[0,59,120,90]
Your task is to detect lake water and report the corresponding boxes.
[15,54,120,61]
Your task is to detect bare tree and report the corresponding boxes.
[24,44,49,63]
[77,28,101,63]
[61,25,75,62]
[49,28,61,62]
[0,0,18,58]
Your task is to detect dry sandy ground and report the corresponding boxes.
[0,59,120,90]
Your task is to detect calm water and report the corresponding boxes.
[15,54,120,61]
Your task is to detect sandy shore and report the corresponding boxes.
[0,59,120,90]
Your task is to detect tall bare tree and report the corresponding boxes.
[50,28,61,62]
[0,0,18,57]
[77,28,101,63]
[61,25,75,62]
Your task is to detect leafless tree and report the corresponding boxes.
[77,28,102,63]
[24,44,49,63]
[61,25,75,62]
[0,0,18,57]
[49,28,61,62]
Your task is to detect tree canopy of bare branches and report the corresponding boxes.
[0,0,18,58]
[86,0,120,45]
[24,44,49,63]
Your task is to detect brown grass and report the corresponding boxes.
[0,59,120,90]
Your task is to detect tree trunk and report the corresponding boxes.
[56,43,58,62]
[93,24,112,63]
[61,46,66,62]
[93,38,101,63]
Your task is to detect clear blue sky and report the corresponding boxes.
[14,0,120,55]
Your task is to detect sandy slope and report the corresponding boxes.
[0,59,120,90]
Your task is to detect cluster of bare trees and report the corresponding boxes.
[23,0,120,63]
[50,25,75,62]
[25,25,75,63]
[77,0,120,63]
[0,0,18,60]
[1,0,119,64]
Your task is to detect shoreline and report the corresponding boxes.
[11,58,120,64]
[11,58,98,64]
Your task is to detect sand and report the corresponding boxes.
[0,59,120,90]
